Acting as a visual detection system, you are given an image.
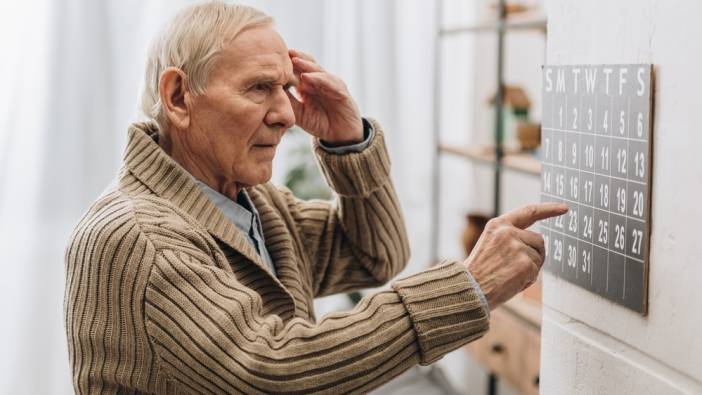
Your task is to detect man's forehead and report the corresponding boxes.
[238,53,294,83]
[218,27,293,80]
[244,52,292,72]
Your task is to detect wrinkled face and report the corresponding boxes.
[186,25,296,189]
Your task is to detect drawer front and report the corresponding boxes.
[465,308,541,395]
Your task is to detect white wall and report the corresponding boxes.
[541,1,702,393]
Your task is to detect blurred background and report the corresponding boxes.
[0,0,547,393]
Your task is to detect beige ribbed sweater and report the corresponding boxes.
[64,119,489,394]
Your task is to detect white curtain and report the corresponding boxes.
[0,1,479,393]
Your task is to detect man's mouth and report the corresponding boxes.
[253,143,278,148]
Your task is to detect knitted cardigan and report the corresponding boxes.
[64,119,489,394]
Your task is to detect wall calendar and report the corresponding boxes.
[540,64,653,314]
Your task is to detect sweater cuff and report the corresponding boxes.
[465,269,490,317]
[392,261,490,365]
[317,118,375,154]
[313,118,391,197]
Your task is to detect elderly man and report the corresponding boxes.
[64,2,566,393]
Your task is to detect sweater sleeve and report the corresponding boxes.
[283,118,411,297]
[144,249,489,394]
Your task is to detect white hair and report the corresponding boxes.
[140,1,273,131]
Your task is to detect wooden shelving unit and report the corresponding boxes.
[440,12,546,35]
[430,1,548,262]
[430,2,547,395]
[438,143,541,176]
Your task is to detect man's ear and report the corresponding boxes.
[159,67,191,130]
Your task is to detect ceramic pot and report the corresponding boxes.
[517,121,541,150]
[462,213,491,257]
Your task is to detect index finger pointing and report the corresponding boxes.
[501,202,568,229]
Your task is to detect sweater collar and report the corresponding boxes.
[123,122,270,272]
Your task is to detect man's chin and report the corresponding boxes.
[241,166,273,188]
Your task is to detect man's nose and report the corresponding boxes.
[265,87,296,131]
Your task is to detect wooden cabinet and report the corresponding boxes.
[465,295,542,395]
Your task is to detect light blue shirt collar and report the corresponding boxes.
[192,179,276,276]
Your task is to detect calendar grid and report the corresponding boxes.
[541,192,644,224]
[547,127,647,143]
[544,162,645,186]
[544,226,643,263]
[540,65,652,314]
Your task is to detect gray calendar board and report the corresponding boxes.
[540,64,653,315]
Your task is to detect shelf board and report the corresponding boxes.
[439,143,541,176]
[440,13,547,35]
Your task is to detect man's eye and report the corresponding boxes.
[253,83,271,92]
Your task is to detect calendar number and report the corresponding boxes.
[598,219,609,244]
[556,173,565,196]
[632,229,643,255]
[616,148,627,175]
[583,180,593,204]
[568,210,578,233]
[633,190,644,217]
[543,171,552,193]
[567,244,577,268]
[582,214,593,238]
[558,140,564,162]
[555,213,564,230]
[602,110,609,133]
[616,187,626,214]
[601,146,610,171]
[544,234,550,258]
[634,151,645,178]
[569,176,579,199]
[614,223,625,251]
[599,183,609,208]
[584,144,594,168]
[581,249,591,274]
[554,238,563,262]
[619,110,626,135]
